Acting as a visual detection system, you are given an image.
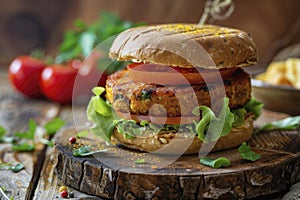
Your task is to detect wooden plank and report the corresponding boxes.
[33,104,100,199]
[0,79,61,200]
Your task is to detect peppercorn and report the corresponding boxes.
[61,190,68,198]
[69,137,77,144]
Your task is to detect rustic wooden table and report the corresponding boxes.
[0,69,299,200]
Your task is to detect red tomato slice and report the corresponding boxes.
[127,63,237,85]
[115,111,199,125]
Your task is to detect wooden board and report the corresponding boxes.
[54,124,300,199]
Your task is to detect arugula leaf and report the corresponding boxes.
[12,142,35,152]
[14,119,36,140]
[200,157,231,168]
[73,145,109,157]
[244,97,263,120]
[194,98,234,142]
[44,117,66,135]
[255,116,300,133]
[238,142,261,161]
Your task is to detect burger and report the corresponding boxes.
[87,24,262,155]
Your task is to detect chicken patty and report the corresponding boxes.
[106,68,251,117]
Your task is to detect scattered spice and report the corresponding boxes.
[68,137,77,144]
[60,190,68,198]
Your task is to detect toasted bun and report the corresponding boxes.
[109,24,257,69]
[112,117,253,155]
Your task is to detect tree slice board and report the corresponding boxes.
[54,126,300,200]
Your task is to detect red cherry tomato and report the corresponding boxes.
[40,64,78,104]
[8,55,46,98]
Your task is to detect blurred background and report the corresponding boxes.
[0,0,299,66]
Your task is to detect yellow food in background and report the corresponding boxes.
[256,58,300,89]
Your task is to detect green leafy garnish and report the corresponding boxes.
[194,98,234,142]
[0,162,24,173]
[87,87,116,143]
[44,117,66,135]
[232,108,246,127]
[244,97,263,120]
[14,119,36,140]
[0,126,6,137]
[73,145,109,157]
[200,157,231,168]
[9,163,25,173]
[134,159,146,164]
[238,142,261,161]
[12,142,35,152]
[255,116,300,133]
[56,12,143,70]
[0,126,16,143]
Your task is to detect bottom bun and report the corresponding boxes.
[112,117,254,155]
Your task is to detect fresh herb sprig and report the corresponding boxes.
[72,145,109,157]
[0,162,24,173]
[56,12,143,73]
[0,117,66,152]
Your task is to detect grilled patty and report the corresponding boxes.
[106,68,251,117]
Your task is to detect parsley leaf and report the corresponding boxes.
[44,117,66,135]
[238,142,261,161]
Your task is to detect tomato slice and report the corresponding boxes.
[127,63,237,85]
[115,111,200,125]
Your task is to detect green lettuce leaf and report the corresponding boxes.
[194,98,234,142]
[232,108,246,127]
[86,87,116,143]
[238,142,261,161]
[200,157,231,168]
[244,97,263,120]
[255,116,300,133]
